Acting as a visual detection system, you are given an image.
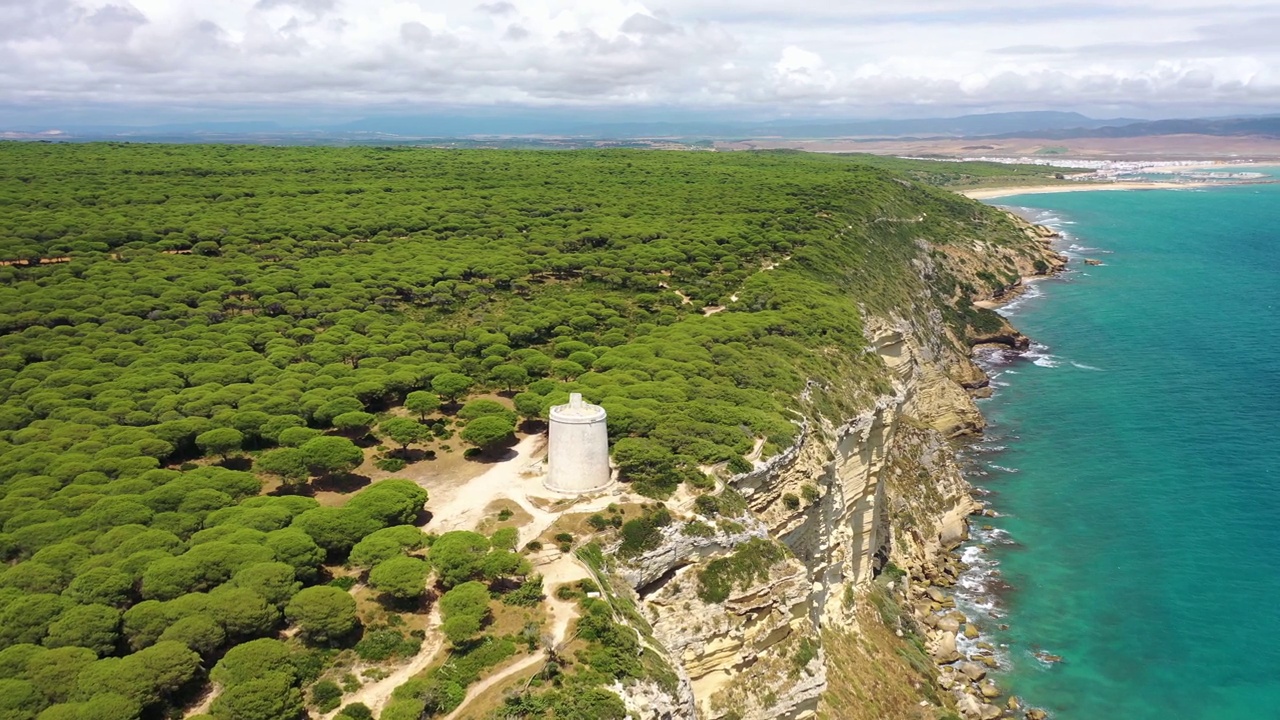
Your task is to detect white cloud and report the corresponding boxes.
[0,0,1278,116]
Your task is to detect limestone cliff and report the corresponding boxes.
[605,213,1065,720]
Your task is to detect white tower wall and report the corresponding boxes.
[546,393,611,494]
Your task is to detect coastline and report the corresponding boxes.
[904,216,1069,720]
[960,181,1214,200]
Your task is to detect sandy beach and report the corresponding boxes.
[961,181,1214,200]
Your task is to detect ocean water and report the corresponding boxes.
[958,175,1280,719]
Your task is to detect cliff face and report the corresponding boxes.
[610,215,1064,720]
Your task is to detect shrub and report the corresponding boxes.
[617,506,672,558]
[338,703,374,720]
[310,680,343,712]
[697,539,787,604]
[355,629,420,662]
[500,575,544,608]
[374,457,407,473]
[682,521,715,538]
[490,527,518,551]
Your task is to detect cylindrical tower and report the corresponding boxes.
[545,393,611,494]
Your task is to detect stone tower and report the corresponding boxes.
[545,393,611,494]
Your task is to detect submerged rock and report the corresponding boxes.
[1034,650,1064,665]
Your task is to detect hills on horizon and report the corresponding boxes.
[4,110,1280,144]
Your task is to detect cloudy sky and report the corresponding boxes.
[2,0,1279,125]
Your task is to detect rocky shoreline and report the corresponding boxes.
[910,543,1048,720]
[910,218,1068,720]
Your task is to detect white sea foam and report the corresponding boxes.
[985,528,1015,544]
[1023,342,1059,367]
[997,281,1045,315]
[1071,361,1104,371]
[989,465,1019,474]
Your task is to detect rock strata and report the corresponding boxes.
[605,214,1066,719]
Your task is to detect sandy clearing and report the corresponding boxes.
[336,432,647,719]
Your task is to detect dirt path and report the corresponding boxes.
[439,651,545,720]
[183,685,218,718]
[440,553,590,720]
[321,606,445,719]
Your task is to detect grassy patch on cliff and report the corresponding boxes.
[696,537,789,603]
[819,600,952,720]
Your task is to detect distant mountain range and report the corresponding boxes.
[4,110,1280,142]
[991,115,1280,140]
[327,110,1141,139]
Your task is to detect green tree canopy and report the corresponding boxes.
[195,428,244,459]
[459,415,515,450]
[403,391,440,420]
[438,581,490,646]
[368,556,430,602]
[42,605,120,657]
[378,418,427,451]
[298,436,364,477]
[255,448,309,482]
[490,365,530,392]
[210,672,303,720]
[430,373,472,403]
[344,480,427,526]
[348,526,428,569]
[210,638,294,687]
[229,562,301,606]
[290,508,381,557]
[427,532,490,588]
[283,587,357,643]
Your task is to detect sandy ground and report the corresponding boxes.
[329,432,636,719]
[960,181,1216,199]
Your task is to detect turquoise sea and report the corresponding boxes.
[960,173,1280,719]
